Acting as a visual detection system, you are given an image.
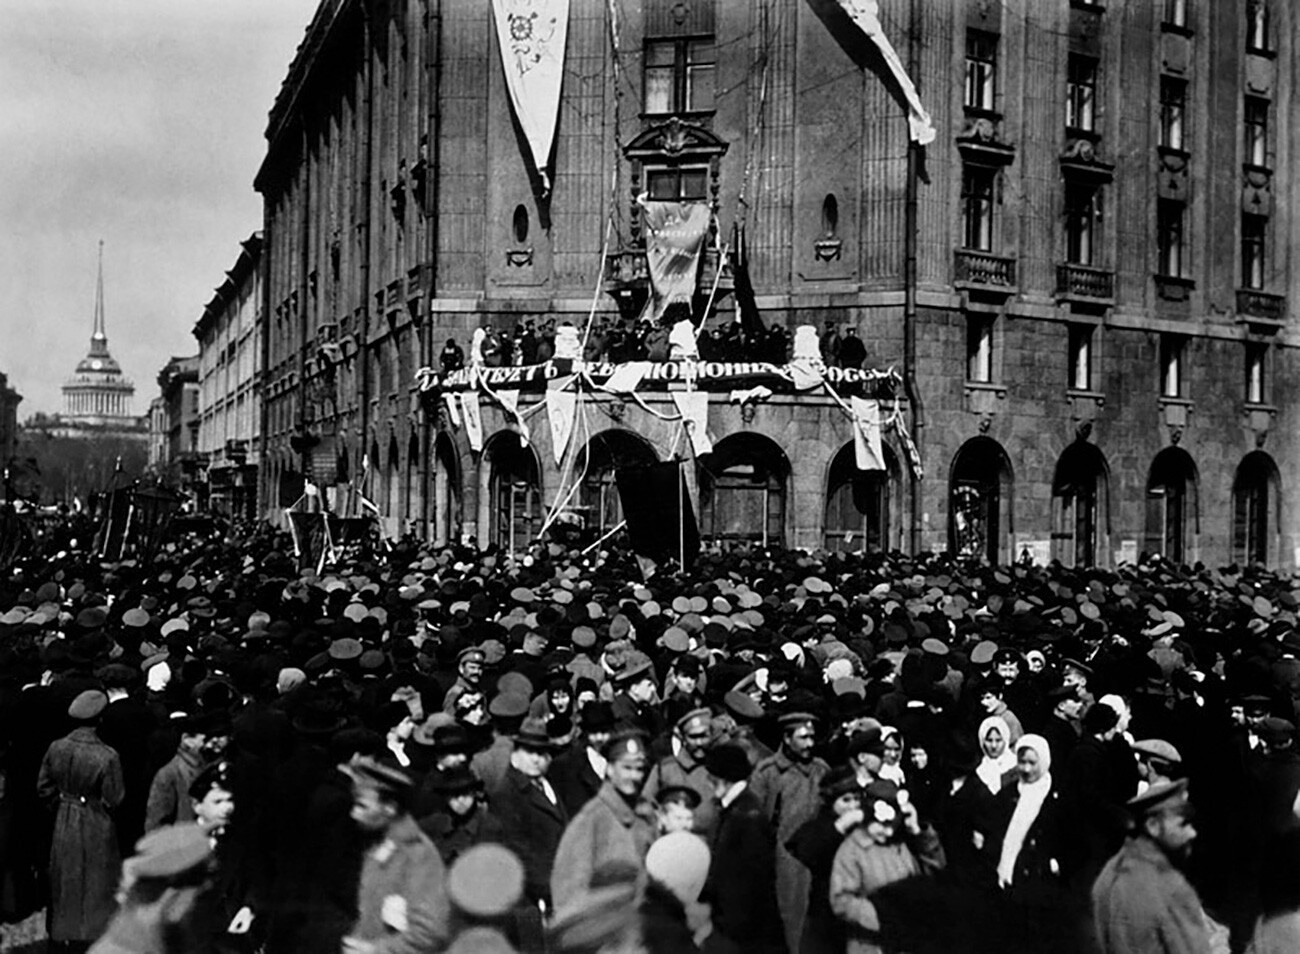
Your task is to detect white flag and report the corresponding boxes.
[851,397,886,471]
[671,391,713,455]
[461,393,483,452]
[491,0,570,188]
[834,0,935,145]
[495,389,530,447]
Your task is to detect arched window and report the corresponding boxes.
[486,431,541,555]
[1145,447,1198,564]
[433,433,462,547]
[1233,451,1279,565]
[697,433,789,547]
[824,442,899,553]
[573,430,659,538]
[1052,441,1109,567]
[949,436,1014,564]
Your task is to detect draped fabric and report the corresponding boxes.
[641,201,712,322]
[833,0,936,145]
[671,391,712,455]
[460,392,484,452]
[545,377,577,465]
[851,397,885,471]
[491,0,570,189]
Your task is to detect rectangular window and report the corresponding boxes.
[1067,55,1098,132]
[1164,0,1187,27]
[1247,0,1270,52]
[1157,200,1186,277]
[1246,342,1267,404]
[961,166,995,251]
[1242,213,1267,289]
[1245,97,1269,167]
[1069,324,1094,391]
[1065,182,1102,265]
[644,38,716,115]
[1160,335,1186,397]
[967,317,994,383]
[965,31,997,112]
[645,166,709,201]
[1159,77,1186,150]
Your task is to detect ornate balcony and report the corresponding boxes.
[1056,264,1114,303]
[604,245,733,308]
[1236,289,1286,330]
[954,249,1016,292]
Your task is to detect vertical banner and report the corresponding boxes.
[671,391,713,455]
[833,0,936,145]
[850,397,885,471]
[641,201,712,321]
[461,393,484,452]
[495,389,530,447]
[546,377,577,465]
[491,0,570,190]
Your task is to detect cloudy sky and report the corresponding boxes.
[0,0,320,415]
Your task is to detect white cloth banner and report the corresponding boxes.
[851,397,886,471]
[834,0,936,145]
[546,377,577,465]
[444,393,462,428]
[671,391,713,456]
[491,0,570,189]
[460,393,483,452]
[495,389,530,447]
[601,361,651,394]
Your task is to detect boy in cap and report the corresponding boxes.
[1091,780,1209,954]
[642,707,719,839]
[550,732,657,911]
[339,755,451,954]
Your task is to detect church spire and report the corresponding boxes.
[92,240,106,343]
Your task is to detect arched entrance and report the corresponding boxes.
[697,433,790,546]
[1233,450,1280,565]
[1145,446,1198,564]
[572,429,660,537]
[483,431,541,555]
[823,441,900,553]
[949,436,1014,564]
[1051,441,1110,567]
[433,432,462,547]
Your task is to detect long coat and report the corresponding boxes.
[144,747,205,833]
[350,814,451,953]
[550,781,657,910]
[643,749,719,839]
[829,826,946,954]
[37,725,126,942]
[1091,835,1211,954]
[490,765,568,905]
[749,748,829,954]
[703,787,785,954]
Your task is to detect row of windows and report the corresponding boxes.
[965,319,1271,404]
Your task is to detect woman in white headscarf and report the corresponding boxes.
[990,734,1077,953]
[975,716,1017,795]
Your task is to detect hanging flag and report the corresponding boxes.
[851,397,886,471]
[546,376,577,465]
[444,392,462,427]
[731,221,765,341]
[491,0,570,191]
[892,414,925,479]
[461,392,484,452]
[671,391,713,455]
[641,200,712,322]
[834,0,936,145]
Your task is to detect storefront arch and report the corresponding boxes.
[697,433,790,547]
[823,441,901,553]
[481,430,542,555]
[1051,441,1110,567]
[1145,446,1199,564]
[572,429,660,538]
[949,436,1014,564]
[1232,450,1280,566]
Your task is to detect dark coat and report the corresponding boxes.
[1092,835,1211,954]
[786,809,848,954]
[350,815,451,952]
[551,781,657,910]
[704,787,785,953]
[490,765,568,905]
[37,725,126,942]
[98,694,158,852]
[144,747,206,832]
[418,803,504,867]
[641,880,701,954]
[549,744,603,817]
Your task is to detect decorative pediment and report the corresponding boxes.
[1060,137,1113,183]
[624,117,729,162]
[957,115,1016,166]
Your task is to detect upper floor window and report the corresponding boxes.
[1065,182,1102,266]
[1247,0,1270,52]
[1157,199,1186,278]
[961,166,995,251]
[1244,97,1269,167]
[1164,0,1187,28]
[965,31,998,112]
[967,316,995,383]
[1159,77,1186,150]
[644,38,715,115]
[645,166,709,202]
[1069,324,1095,391]
[1242,213,1267,289]
[1067,55,1098,133]
[1245,342,1267,404]
[1160,334,1186,398]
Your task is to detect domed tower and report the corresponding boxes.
[63,241,136,426]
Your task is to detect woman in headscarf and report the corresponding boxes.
[878,727,907,788]
[988,734,1078,954]
[975,716,1017,795]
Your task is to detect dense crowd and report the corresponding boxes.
[2,520,1300,954]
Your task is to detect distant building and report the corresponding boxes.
[147,357,201,496]
[193,234,264,522]
[62,242,141,433]
[0,371,20,470]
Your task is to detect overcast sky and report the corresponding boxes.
[0,0,321,416]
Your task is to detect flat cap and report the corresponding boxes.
[1127,778,1191,817]
[674,707,712,732]
[778,711,819,730]
[338,755,413,793]
[1132,739,1182,764]
[69,689,108,721]
[723,689,764,722]
[488,692,530,719]
[128,823,213,881]
[447,844,525,918]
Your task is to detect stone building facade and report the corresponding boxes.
[0,371,20,475]
[193,234,264,522]
[257,0,1298,566]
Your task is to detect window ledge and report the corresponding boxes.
[639,109,717,122]
[1244,402,1277,415]
[1158,395,1193,408]
[1067,389,1105,402]
[964,381,1007,396]
[1247,46,1276,60]
[1161,22,1194,37]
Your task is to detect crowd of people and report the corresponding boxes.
[2,518,1300,953]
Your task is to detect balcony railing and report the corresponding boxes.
[1056,264,1114,301]
[954,249,1016,290]
[1236,289,1286,324]
[604,245,733,295]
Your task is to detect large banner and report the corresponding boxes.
[491,0,570,189]
[835,0,935,145]
[641,201,712,320]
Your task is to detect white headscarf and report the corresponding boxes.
[976,715,1015,794]
[996,734,1053,887]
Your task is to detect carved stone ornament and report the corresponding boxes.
[1169,425,1183,445]
[506,248,535,267]
[814,238,843,262]
[624,117,730,163]
[740,402,756,425]
[1075,420,1093,442]
[961,117,998,142]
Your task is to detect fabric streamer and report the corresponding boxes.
[851,397,885,471]
[546,377,577,465]
[443,392,461,428]
[671,391,712,455]
[834,0,936,145]
[460,392,483,452]
[600,361,650,395]
[490,0,570,190]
